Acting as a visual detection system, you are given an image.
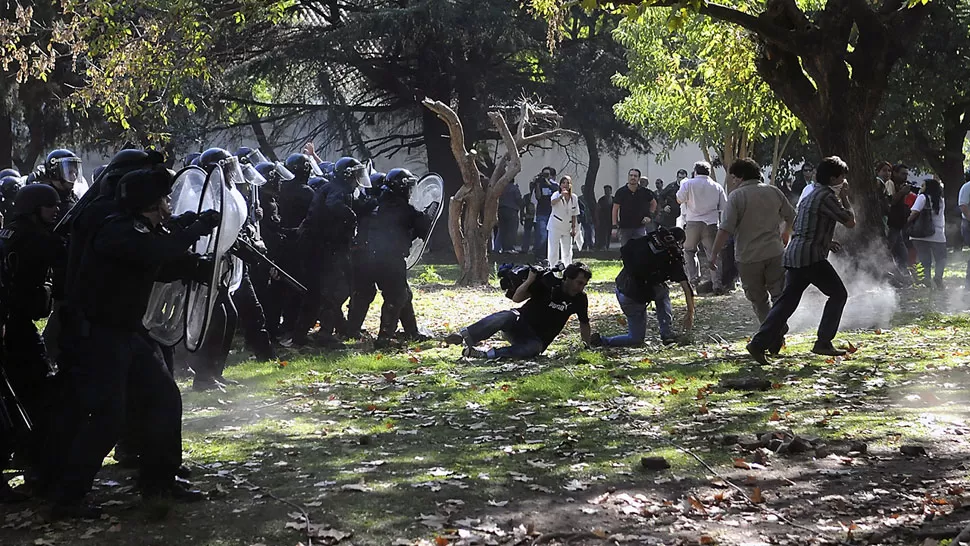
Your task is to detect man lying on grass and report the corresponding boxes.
[446,262,592,358]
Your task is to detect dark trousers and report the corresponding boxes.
[750,260,847,350]
[465,310,544,359]
[234,268,273,357]
[294,247,350,341]
[51,324,182,503]
[187,290,236,384]
[596,220,611,250]
[521,220,534,253]
[2,316,51,481]
[498,208,519,252]
[346,254,419,337]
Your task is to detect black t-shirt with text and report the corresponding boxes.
[612,186,655,228]
[615,232,688,303]
[518,280,589,347]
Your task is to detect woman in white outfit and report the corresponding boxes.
[547,175,579,266]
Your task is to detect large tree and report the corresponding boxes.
[872,0,970,211]
[538,0,927,240]
[612,8,801,181]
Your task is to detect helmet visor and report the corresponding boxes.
[244,149,269,166]
[241,163,267,186]
[349,164,370,188]
[274,162,295,181]
[220,156,246,187]
[58,157,84,185]
[310,160,324,177]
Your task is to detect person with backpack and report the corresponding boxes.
[445,262,592,359]
[907,178,946,289]
[590,227,694,347]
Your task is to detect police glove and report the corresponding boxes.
[198,209,222,231]
[171,211,198,229]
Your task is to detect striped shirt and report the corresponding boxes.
[783,185,853,268]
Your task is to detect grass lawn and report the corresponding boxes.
[6,250,970,546]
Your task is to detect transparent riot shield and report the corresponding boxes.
[405,173,445,270]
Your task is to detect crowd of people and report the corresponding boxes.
[0,144,434,517]
[1,141,967,522]
[492,166,689,264]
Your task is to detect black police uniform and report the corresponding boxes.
[50,211,212,506]
[346,191,430,340]
[251,192,290,338]
[290,179,359,344]
[277,178,315,332]
[0,213,65,487]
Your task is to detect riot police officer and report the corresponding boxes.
[253,161,296,339]
[0,184,65,499]
[38,149,84,222]
[0,175,25,223]
[49,166,218,518]
[286,156,370,347]
[345,169,430,346]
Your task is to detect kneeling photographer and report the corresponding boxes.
[591,227,694,347]
[446,262,592,359]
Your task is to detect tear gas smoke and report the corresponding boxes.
[786,241,899,333]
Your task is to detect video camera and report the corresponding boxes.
[497,262,564,300]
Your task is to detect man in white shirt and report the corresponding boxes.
[676,161,727,293]
[958,173,970,290]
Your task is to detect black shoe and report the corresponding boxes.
[50,501,102,519]
[192,378,223,392]
[114,453,140,469]
[661,336,678,346]
[462,346,487,358]
[444,333,464,345]
[589,332,602,348]
[310,335,345,350]
[767,337,785,356]
[374,336,394,349]
[0,482,29,504]
[746,342,771,366]
[175,465,193,479]
[811,341,846,357]
[934,278,944,290]
[404,330,433,342]
[143,481,206,503]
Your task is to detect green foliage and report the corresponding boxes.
[417,265,444,284]
[612,9,800,154]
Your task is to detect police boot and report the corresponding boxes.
[0,477,29,504]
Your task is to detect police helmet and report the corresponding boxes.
[285,153,323,181]
[320,161,335,178]
[254,161,296,186]
[117,167,175,212]
[199,147,232,168]
[334,157,371,188]
[369,172,386,189]
[45,148,83,185]
[12,183,60,216]
[308,176,328,190]
[183,152,202,169]
[383,168,416,197]
[235,147,269,167]
[0,176,24,202]
[0,168,20,179]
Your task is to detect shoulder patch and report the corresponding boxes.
[0,228,12,240]
[133,219,150,234]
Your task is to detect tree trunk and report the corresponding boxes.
[424,107,465,253]
[582,127,600,199]
[248,111,278,162]
[813,120,883,246]
[0,103,11,170]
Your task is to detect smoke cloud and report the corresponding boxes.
[786,240,899,333]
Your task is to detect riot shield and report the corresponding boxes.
[143,167,211,345]
[224,184,249,293]
[405,173,445,270]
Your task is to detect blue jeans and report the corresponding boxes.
[464,310,545,359]
[617,226,647,248]
[913,240,946,283]
[601,285,673,346]
[533,215,550,260]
